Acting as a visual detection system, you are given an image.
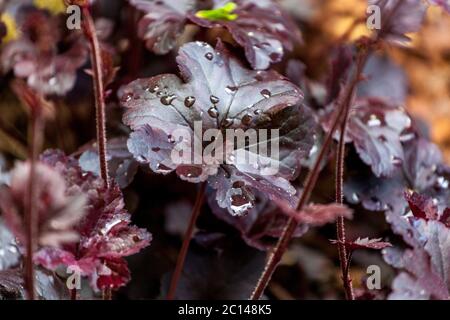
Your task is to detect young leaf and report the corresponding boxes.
[0,161,87,248]
[33,150,151,291]
[190,0,302,69]
[368,0,428,45]
[331,237,392,251]
[130,0,302,69]
[129,0,196,55]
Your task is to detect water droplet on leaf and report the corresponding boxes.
[208,107,219,118]
[260,89,271,98]
[210,95,220,104]
[205,52,214,60]
[184,96,196,108]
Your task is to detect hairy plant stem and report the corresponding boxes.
[334,48,370,300]
[167,182,207,300]
[250,45,371,300]
[83,7,111,300]
[25,112,44,300]
[82,7,110,189]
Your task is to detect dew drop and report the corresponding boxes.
[149,85,160,93]
[225,86,238,94]
[437,176,449,189]
[208,106,219,118]
[161,94,176,106]
[368,114,381,127]
[391,156,402,165]
[260,89,271,98]
[168,135,176,144]
[184,96,196,108]
[210,95,220,104]
[122,93,132,103]
[137,155,148,162]
[205,52,214,60]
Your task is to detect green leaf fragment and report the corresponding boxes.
[195,2,238,21]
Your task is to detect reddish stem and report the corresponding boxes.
[82,7,110,189]
[250,46,371,301]
[82,6,111,300]
[25,112,44,300]
[71,288,78,300]
[334,48,370,300]
[167,182,207,300]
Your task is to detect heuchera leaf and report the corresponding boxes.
[368,0,428,44]
[190,0,302,70]
[120,41,315,216]
[79,137,139,189]
[331,237,392,251]
[0,161,88,248]
[0,219,21,271]
[383,192,450,300]
[275,200,354,227]
[33,150,151,291]
[323,98,412,178]
[0,268,69,300]
[344,138,447,215]
[357,54,408,105]
[131,0,302,69]
[208,195,308,250]
[0,8,87,95]
[129,0,196,55]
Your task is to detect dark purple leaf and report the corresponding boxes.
[190,0,302,70]
[209,195,307,250]
[79,137,139,189]
[120,41,314,216]
[331,237,392,251]
[130,0,196,55]
[131,0,301,69]
[275,200,353,227]
[403,138,443,191]
[368,0,428,45]
[325,46,352,104]
[34,150,151,291]
[357,54,408,105]
[383,191,450,299]
[1,8,87,95]
[0,219,21,271]
[0,268,69,300]
[404,191,439,220]
[0,161,88,248]
[323,98,412,178]
[344,169,407,213]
